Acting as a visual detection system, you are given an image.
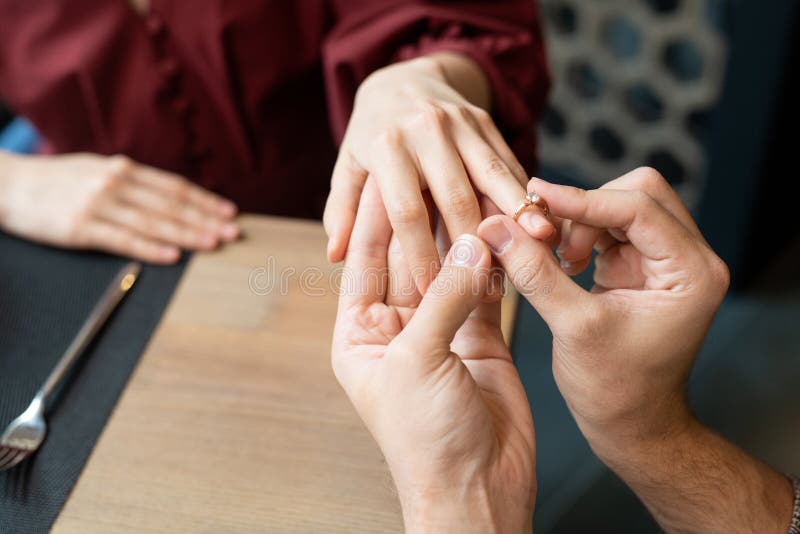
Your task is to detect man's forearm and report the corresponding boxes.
[589,417,794,533]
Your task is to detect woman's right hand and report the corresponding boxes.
[0,152,239,263]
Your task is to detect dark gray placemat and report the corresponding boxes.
[0,232,187,533]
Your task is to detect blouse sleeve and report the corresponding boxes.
[323,0,551,169]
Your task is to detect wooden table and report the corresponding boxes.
[52,215,516,532]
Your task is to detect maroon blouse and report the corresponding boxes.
[0,1,549,217]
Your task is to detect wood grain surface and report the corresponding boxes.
[53,215,517,532]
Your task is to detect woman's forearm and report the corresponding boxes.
[0,150,19,228]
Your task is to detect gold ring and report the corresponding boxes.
[512,190,549,221]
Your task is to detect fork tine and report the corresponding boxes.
[0,446,15,462]
[1,450,28,472]
[0,448,23,471]
[0,447,18,471]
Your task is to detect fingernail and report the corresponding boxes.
[518,211,554,239]
[448,234,483,267]
[162,247,180,262]
[560,258,572,271]
[480,219,512,254]
[221,223,239,240]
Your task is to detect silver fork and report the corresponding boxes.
[0,262,141,471]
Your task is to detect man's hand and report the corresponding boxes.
[324,52,554,292]
[0,152,239,263]
[477,168,795,533]
[481,168,729,444]
[332,178,535,533]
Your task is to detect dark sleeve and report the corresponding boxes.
[322,0,550,169]
[0,1,144,154]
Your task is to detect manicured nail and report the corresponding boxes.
[480,219,512,254]
[449,235,483,267]
[518,211,554,239]
[560,259,572,271]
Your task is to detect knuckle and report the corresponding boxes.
[389,198,426,226]
[512,255,546,296]
[707,254,730,293]
[371,127,405,155]
[472,107,492,126]
[100,171,125,194]
[444,189,477,219]
[484,155,512,181]
[442,101,472,121]
[107,155,134,179]
[631,166,668,193]
[410,56,444,76]
[169,188,194,211]
[109,154,133,171]
[412,102,449,132]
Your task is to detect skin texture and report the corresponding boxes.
[331,178,536,534]
[0,152,238,264]
[476,168,794,534]
[324,52,554,293]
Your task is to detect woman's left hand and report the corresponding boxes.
[324,53,554,293]
[332,178,536,533]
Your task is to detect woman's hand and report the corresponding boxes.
[0,152,239,263]
[332,178,536,533]
[324,52,554,292]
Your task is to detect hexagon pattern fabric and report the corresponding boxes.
[538,0,726,207]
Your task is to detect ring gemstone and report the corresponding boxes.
[526,191,540,204]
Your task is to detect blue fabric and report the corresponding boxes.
[0,118,39,154]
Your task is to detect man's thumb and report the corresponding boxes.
[399,234,492,355]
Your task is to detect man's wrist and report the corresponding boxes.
[587,412,700,475]
[570,393,696,469]
[398,479,533,534]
